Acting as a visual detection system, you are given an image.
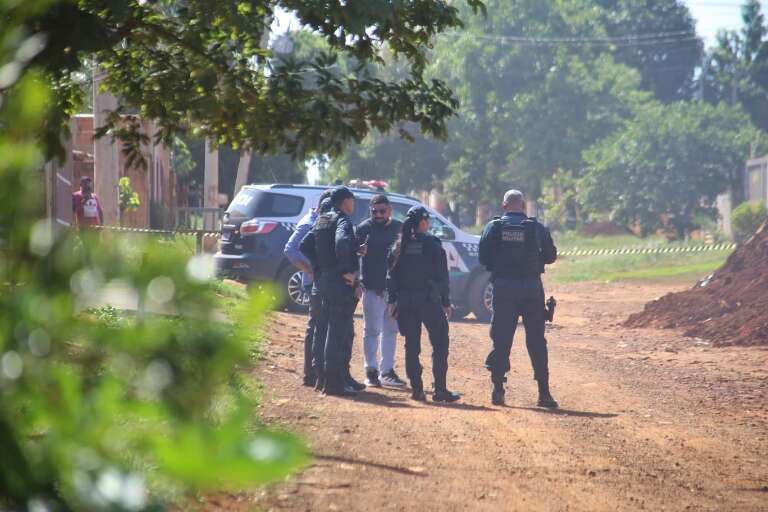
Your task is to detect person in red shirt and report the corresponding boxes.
[72,176,103,228]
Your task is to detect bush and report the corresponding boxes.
[0,70,306,511]
[731,201,767,242]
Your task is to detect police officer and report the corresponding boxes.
[301,186,362,397]
[387,206,460,402]
[285,189,332,387]
[479,189,558,408]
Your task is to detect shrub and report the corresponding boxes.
[1,71,306,511]
[731,201,767,242]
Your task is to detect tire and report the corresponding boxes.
[278,265,311,313]
[469,275,492,323]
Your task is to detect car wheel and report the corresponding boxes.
[279,265,311,313]
[469,275,492,323]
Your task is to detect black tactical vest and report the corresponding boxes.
[313,211,339,271]
[491,218,541,279]
[398,234,432,290]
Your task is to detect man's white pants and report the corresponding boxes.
[362,289,398,374]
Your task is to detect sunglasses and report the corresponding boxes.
[370,207,389,215]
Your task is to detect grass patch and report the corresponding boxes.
[550,247,728,283]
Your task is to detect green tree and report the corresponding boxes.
[597,0,701,102]
[580,102,764,237]
[14,0,484,161]
[431,0,652,208]
[701,0,768,131]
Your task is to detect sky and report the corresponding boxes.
[683,0,757,46]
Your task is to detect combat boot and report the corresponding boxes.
[345,369,366,391]
[432,389,461,403]
[491,376,506,406]
[536,379,558,409]
[411,389,427,401]
[322,374,357,397]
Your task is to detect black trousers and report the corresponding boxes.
[485,277,550,383]
[396,294,450,393]
[304,284,326,381]
[316,274,356,389]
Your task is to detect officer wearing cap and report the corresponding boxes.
[387,206,460,402]
[301,186,363,397]
[479,189,558,408]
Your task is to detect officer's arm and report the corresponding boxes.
[284,221,312,267]
[299,230,317,268]
[539,225,557,264]
[335,216,357,274]
[478,222,495,269]
[433,239,451,307]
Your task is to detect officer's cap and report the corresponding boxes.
[406,205,430,222]
[503,189,525,205]
[319,197,333,213]
[330,186,354,205]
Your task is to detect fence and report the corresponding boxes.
[175,207,224,232]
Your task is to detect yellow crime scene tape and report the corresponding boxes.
[559,243,737,257]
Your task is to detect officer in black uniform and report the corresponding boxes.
[479,189,558,408]
[300,196,333,391]
[300,186,362,397]
[387,206,460,403]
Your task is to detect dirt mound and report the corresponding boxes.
[625,222,768,346]
[579,221,631,237]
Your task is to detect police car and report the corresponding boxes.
[214,184,493,321]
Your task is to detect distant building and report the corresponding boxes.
[45,114,175,230]
[745,157,768,203]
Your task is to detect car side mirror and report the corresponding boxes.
[436,226,455,241]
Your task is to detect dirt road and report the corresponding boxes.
[219,279,768,511]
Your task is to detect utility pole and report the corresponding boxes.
[234,149,252,198]
[92,67,120,225]
[204,139,219,231]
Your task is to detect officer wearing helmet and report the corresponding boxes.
[387,206,460,402]
[300,186,364,397]
[479,189,558,408]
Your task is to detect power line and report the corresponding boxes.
[440,31,700,47]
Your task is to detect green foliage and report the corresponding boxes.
[580,101,764,237]
[539,169,581,231]
[14,0,484,162]
[332,0,693,210]
[119,176,141,213]
[731,200,767,241]
[598,0,701,102]
[701,0,768,133]
[0,38,306,512]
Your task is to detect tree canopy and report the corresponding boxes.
[580,101,764,236]
[10,0,484,160]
